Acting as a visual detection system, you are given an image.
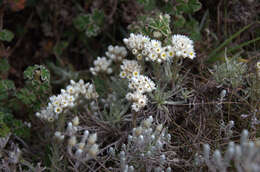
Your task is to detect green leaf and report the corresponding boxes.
[184,17,201,41]
[24,66,35,80]
[228,37,260,53]
[17,88,36,105]
[176,0,201,14]
[207,23,253,63]
[12,120,30,138]
[24,65,50,84]
[0,80,15,101]
[85,24,99,37]
[92,9,104,25]
[173,14,186,28]
[0,58,10,74]
[137,0,156,11]
[0,111,30,138]
[73,14,90,31]
[53,41,69,57]
[0,29,14,42]
[93,76,106,95]
[40,66,50,82]
[24,65,49,92]
[176,0,190,13]
[0,121,10,137]
[188,0,202,12]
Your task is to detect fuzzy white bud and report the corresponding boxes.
[156,124,163,132]
[88,133,97,145]
[68,136,77,146]
[88,144,99,157]
[72,116,79,126]
[75,149,83,158]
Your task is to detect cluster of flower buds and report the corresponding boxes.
[123,33,150,61]
[119,59,156,111]
[119,59,142,79]
[171,34,195,59]
[125,75,156,111]
[90,56,113,75]
[35,80,99,122]
[120,59,156,111]
[109,116,172,171]
[128,74,156,94]
[105,45,128,62]
[202,130,260,172]
[128,116,171,155]
[123,33,196,63]
[54,116,99,161]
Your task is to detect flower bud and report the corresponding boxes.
[88,144,99,157]
[72,116,79,126]
[75,149,83,158]
[88,133,97,145]
[68,136,77,146]
[156,124,163,132]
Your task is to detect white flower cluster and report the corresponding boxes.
[105,45,127,62]
[128,75,156,93]
[90,56,112,75]
[201,130,260,172]
[35,80,98,122]
[171,34,195,59]
[126,75,156,111]
[123,33,196,63]
[123,33,150,61]
[145,42,175,63]
[54,116,99,161]
[120,59,156,112]
[109,116,172,172]
[119,59,142,79]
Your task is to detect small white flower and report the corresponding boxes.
[132,103,141,112]
[54,106,63,114]
[66,85,75,95]
[171,34,195,59]
[90,57,112,75]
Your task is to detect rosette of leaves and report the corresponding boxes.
[20,65,51,111]
[0,29,14,42]
[73,9,104,37]
[0,65,50,137]
[0,110,30,138]
[127,13,172,41]
[1,64,50,115]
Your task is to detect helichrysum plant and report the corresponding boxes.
[210,56,247,88]
[108,116,173,171]
[200,130,260,172]
[54,116,99,166]
[35,79,98,122]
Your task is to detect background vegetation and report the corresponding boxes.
[0,0,259,171]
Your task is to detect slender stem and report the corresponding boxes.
[132,111,138,128]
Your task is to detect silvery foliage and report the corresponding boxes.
[201,130,260,172]
[210,57,247,88]
[108,116,173,172]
